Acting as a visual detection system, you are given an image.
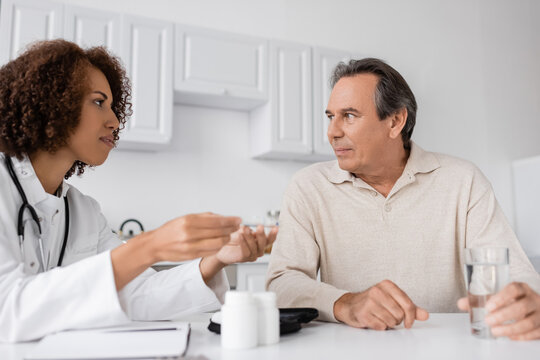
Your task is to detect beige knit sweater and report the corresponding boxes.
[266,143,540,322]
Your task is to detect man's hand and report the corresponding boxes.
[457,282,540,340]
[334,280,429,330]
[199,225,278,284]
[215,225,278,265]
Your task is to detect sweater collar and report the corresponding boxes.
[327,141,440,185]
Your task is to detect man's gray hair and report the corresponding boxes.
[330,58,417,149]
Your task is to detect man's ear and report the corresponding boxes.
[388,107,407,140]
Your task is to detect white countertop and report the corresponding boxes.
[185,313,540,360]
[4,313,538,360]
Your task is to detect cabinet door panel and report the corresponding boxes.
[185,34,259,88]
[272,42,312,153]
[64,6,120,52]
[236,264,268,292]
[175,25,268,110]
[0,0,63,64]
[313,48,350,157]
[120,16,173,148]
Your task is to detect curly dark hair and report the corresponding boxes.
[0,39,132,178]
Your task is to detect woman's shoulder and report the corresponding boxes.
[65,183,103,214]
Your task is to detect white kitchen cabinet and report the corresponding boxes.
[174,25,268,110]
[0,0,173,151]
[250,40,313,159]
[312,47,351,158]
[66,10,173,150]
[109,15,173,150]
[111,16,174,150]
[64,5,120,52]
[249,45,353,162]
[235,255,270,292]
[0,0,63,65]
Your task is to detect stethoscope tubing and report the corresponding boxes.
[4,155,69,270]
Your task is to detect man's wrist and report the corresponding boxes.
[333,292,353,323]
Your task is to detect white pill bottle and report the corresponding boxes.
[221,291,258,349]
[253,292,280,345]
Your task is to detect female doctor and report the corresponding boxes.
[0,39,277,342]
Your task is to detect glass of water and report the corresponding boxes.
[464,247,510,339]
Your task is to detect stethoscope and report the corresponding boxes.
[4,156,69,271]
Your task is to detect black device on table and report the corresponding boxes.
[208,308,318,335]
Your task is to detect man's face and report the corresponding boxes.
[326,74,393,175]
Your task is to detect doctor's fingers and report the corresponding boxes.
[181,213,242,229]
[160,236,229,261]
[180,226,240,241]
[182,236,231,257]
[378,280,420,328]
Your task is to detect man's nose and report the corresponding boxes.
[327,116,344,139]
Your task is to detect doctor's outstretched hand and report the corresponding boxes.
[457,282,540,340]
[111,212,242,290]
[150,212,242,261]
[199,224,278,285]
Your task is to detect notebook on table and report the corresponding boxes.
[25,322,190,360]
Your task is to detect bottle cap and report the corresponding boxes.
[224,291,254,305]
[253,291,277,307]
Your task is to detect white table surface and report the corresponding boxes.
[2,313,539,360]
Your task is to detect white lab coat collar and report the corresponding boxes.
[9,154,70,206]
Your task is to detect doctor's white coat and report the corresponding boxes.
[0,155,228,342]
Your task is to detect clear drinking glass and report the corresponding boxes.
[464,247,510,339]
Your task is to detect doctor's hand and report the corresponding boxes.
[111,213,241,291]
[457,282,540,340]
[152,213,242,262]
[333,280,429,330]
[199,225,278,285]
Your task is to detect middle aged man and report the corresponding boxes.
[266,58,540,340]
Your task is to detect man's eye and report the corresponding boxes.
[345,113,355,119]
[327,115,334,121]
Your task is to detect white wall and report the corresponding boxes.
[513,156,540,257]
[63,0,540,239]
[70,106,303,230]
